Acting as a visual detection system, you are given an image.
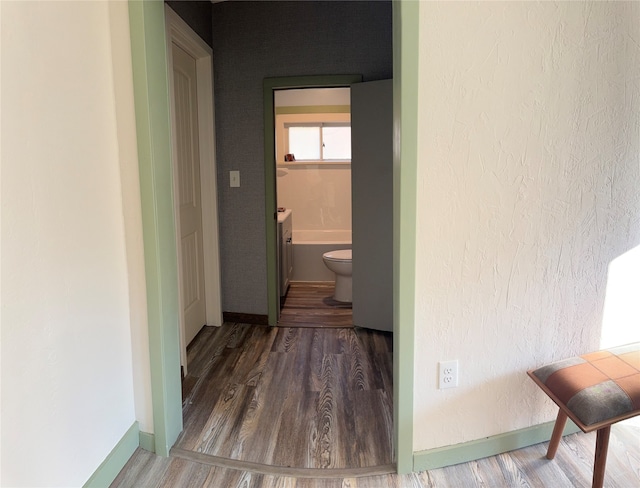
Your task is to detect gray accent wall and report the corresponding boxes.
[165,1,213,48]
[212,1,392,314]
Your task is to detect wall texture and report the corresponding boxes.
[1,1,139,485]
[413,2,640,451]
[212,1,392,314]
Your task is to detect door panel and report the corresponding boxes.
[172,43,206,345]
[351,80,393,332]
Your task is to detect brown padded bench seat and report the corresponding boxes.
[527,343,640,488]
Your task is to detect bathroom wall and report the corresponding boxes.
[212,1,392,315]
[275,88,352,234]
[413,1,640,453]
[278,166,352,232]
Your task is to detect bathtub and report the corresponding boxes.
[292,229,352,282]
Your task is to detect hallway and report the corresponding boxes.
[176,323,394,470]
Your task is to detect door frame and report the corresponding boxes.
[128,0,183,457]
[165,6,223,372]
[393,0,420,474]
[263,75,362,327]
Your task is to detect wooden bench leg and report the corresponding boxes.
[546,409,568,460]
[592,425,611,488]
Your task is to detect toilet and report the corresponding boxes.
[322,249,352,302]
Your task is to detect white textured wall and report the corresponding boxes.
[414,2,640,451]
[1,1,139,485]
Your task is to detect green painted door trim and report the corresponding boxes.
[263,75,363,327]
[413,420,580,472]
[128,0,183,457]
[393,0,419,475]
[83,422,139,488]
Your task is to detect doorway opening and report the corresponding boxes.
[273,87,354,328]
[264,76,361,327]
[266,78,394,335]
[128,0,419,472]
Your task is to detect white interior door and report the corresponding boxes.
[172,43,207,345]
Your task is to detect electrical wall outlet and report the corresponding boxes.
[439,360,459,389]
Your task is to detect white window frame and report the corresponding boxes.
[285,122,351,162]
[276,112,351,165]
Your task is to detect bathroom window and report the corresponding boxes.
[287,123,351,161]
[275,112,351,165]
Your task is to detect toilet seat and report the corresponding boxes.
[322,249,351,262]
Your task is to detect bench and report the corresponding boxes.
[527,343,640,488]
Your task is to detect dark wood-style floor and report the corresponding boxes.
[110,292,640,487]
[278,282,353,328]
[176,322,393,470]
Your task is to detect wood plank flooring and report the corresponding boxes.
[278,282,353,328]
[176,322,393,470]
[111,311,640,487]
[111,422,640,487]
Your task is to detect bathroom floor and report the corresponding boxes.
[279,282,353,328]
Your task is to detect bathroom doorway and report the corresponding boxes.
[274,87,353,327]
[265,76,394,332]
[264,76,361,327]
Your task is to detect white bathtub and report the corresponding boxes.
[292,230,352,282]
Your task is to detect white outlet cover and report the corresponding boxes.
[439,360,459,389]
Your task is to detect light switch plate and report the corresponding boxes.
[230,170,240,188]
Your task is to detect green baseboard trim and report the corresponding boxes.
[139,431,155,453]
[83,421,139,488]
[413,420,581,472]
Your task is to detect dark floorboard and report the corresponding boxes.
[279,282,353,328]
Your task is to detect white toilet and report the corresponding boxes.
[322,249,352,302]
